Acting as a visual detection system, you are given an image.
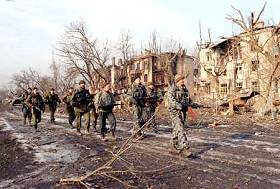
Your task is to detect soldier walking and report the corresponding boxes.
[166,74,193,157]
[44,88,61,123]
[127,77,148,138]
[71,80,92,135]
[89,86,99,131]
[19,87,32,125]
[25,87,45,132]
[180,84,191,128]
[145,82,159,133]
[95,83,116,141]
[62,87,76,127]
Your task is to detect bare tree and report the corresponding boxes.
[56,20,111,89]
[148,30,162,54]
[115,29,135,64]
[49,59,76,95]
[12,68,52,94]
[226,3,280,114]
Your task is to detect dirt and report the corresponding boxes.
[0,125,34,180]
[1,104,280,189]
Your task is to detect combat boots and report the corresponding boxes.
[181,148,193,158]
[169,147,181,155]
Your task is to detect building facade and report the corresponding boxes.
[111,50,196,95]
[197,23,280,100]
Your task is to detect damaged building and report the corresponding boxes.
[111,50,196,95]
[197,21,280,107]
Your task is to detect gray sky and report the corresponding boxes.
[0,0,279,87]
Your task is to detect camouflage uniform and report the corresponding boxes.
[166,83,190,151]
[62,92,76,126]
[71,88,92,133]
[44,92,61,123]
[19,91,32,125]
[95,91,116,138]
[127,83,147,136]
[25,92,45,131]
[177,84,191,128]
[145,87,159,132]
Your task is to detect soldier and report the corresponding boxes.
[127,76,148,138]
[166,74,193,157]
[89,86,99,131]
[178,82,191,128]
[71,80,92,135]
[95,83,117,141]
[62,87,76,127]
[44,88,61,123]
[25,87,45,132]
[19,87,32,125]
[145,82,159,133]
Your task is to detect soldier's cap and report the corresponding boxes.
[50,88,55,91]
[174,74,185,83]
[79,80,86,85]
[33,87,38,90]
[27,87,32,90]
[147,82,154,86]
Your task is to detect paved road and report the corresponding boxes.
[1,108,280,188]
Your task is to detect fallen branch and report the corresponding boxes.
[59,109,160,188]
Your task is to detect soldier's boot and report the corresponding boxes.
[92,124,97,131]
[181,148,193,158]
[76,128,82,135]
[111,131,117,141]
[101,133,108,142]
[50,117,55,123]
[34,123,38,132]
[153,127,158,134]
[85,128,90,135]
[23,118,27,125]
[169,147,181,155]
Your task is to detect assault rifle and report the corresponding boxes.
[98,103,121,109]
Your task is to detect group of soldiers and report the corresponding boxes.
[18,73,193,157]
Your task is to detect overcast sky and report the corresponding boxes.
[0,0,279,87]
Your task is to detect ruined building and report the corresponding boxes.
[111,50,196,95]
[197,22,280,101]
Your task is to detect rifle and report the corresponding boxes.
[98,103,121,109]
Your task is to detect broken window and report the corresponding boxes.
[193,68,199,77]
[206,52,211,62]
[250,38,259,52]
[220,84,228,95]
[206,83,211,94]
[142,62,145,70]
[237,62,242,71]
[252,81,260,93]
[251,60,259,71]
[136,63,140,70]
[236,82,242,88]
[144,74,148,82]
